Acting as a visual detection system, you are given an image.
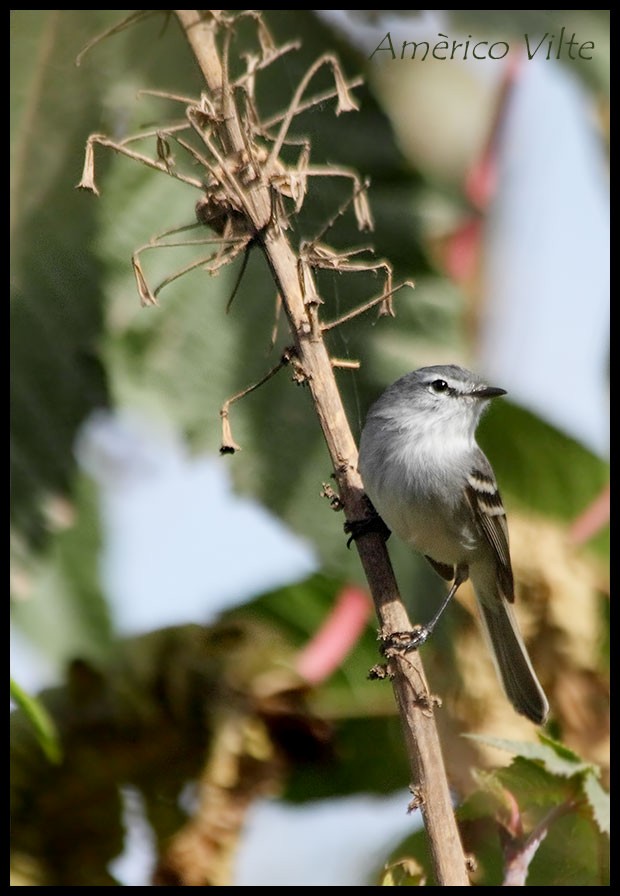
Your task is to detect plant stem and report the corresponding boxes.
[174,10,470,885]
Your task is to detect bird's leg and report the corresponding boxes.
[385,563,469,652]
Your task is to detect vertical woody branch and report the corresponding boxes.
[174,10,470,886]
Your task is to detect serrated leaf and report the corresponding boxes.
[581,770,610,835]
[465,733,593,778]
[537,732,599,770]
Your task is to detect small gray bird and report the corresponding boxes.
[358,364,549,725]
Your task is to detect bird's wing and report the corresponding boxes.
[465,460,514,602]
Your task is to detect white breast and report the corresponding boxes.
[359,419,479,565]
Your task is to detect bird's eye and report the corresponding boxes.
[431,379,449,393]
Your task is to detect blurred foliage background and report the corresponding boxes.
[10,9,609,886]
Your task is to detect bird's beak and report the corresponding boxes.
[472,385,507,399]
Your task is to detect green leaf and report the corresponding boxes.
[465,732,593,778]
[481,755,577,810]
[388,753,610,886]
[11,475,114,669]
[479,401,609,546]
[9,9,227,554]
[10,678,61,764]
[228,573,394,722]
[581,770,610,835]
[11,11,115,551]
[380,857,427,886]
[222,574,412,801]
[479,749,609,841]
[525,809,609,886]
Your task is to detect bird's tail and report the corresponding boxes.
[476,593,549,725]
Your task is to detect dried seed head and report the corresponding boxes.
[333,62,360,115]
[219,407,242,454]
[353,187,374,232]
[76,138,99,195]
[132,256,158,307]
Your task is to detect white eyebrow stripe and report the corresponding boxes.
[450,382,470,395]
